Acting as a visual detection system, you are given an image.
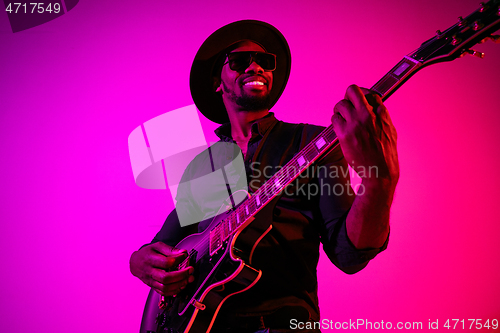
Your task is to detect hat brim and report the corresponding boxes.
[190,20,291,124]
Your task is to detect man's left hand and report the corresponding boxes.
[331,84,399,191]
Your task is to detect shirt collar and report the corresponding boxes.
[215,112,278,142]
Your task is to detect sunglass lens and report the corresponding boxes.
[228,52,276,72]
[228,53,252,72]
[254,53,276,71]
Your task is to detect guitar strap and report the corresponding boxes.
[206,144,236,209]
[247,119,280,193]
[251,120,279,167]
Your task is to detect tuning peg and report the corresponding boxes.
[458,16,467,27]
[466,49,485,58]
[451,35,462,45]
[479,2,489,12]
[474,20,484,30]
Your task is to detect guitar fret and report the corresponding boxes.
[325,128,337,143]
[223,219,229,239]
[315,136,327,150]
[372,75,399,96]
[260,190,268,204]
[282,166,291,182]
[274,177,281,189]
[209,225,223,255]
[305,146,318,161]
[297,155,306,167]
[372,56,421,98]
[231,215,237,231]
[393,57,418,77]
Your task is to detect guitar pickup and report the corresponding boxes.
[209,225,224,255]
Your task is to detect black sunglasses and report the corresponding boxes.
[224,51,276,72]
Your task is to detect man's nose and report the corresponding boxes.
[245,60,264,74]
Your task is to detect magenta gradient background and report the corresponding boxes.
[1,1,499,332]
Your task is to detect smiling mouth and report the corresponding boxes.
[243,81,266,86]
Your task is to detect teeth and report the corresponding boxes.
[244,81,265,86]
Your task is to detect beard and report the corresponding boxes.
[222,81,271,111]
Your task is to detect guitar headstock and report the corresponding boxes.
[409,0,500,65]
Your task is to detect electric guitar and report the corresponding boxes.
[141,2,500,332]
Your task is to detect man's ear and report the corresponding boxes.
[213,77,222,93]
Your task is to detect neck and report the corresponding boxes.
[226,109,269,141]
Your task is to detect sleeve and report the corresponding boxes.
[142,160,202,249]
[314,144,389,273]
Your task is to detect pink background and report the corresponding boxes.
[1,0,499,332]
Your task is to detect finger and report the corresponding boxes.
[151,278,189,296]
[152,266,194,285]
[151,268,195,296]
[150,242,188,269]
[365,92,394,129]
[358,87,379,96]
[148,253,186,271]
[358,87,386,122]
[152,242,188,257]
[371,95,391,120]
[376,105,398,141]
[331,110,346,134]
[333,99,354,122]
[344,84,372,115]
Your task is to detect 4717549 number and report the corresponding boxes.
[5,2,61,14]
[443,319,498,330]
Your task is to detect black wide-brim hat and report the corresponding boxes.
[190,20,291,124]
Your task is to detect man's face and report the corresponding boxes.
[216,41,274,111]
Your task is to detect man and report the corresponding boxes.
[130,20,399,332]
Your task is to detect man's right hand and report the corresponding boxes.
[130,242,195,296]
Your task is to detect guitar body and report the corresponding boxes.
[141,195,280,333]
